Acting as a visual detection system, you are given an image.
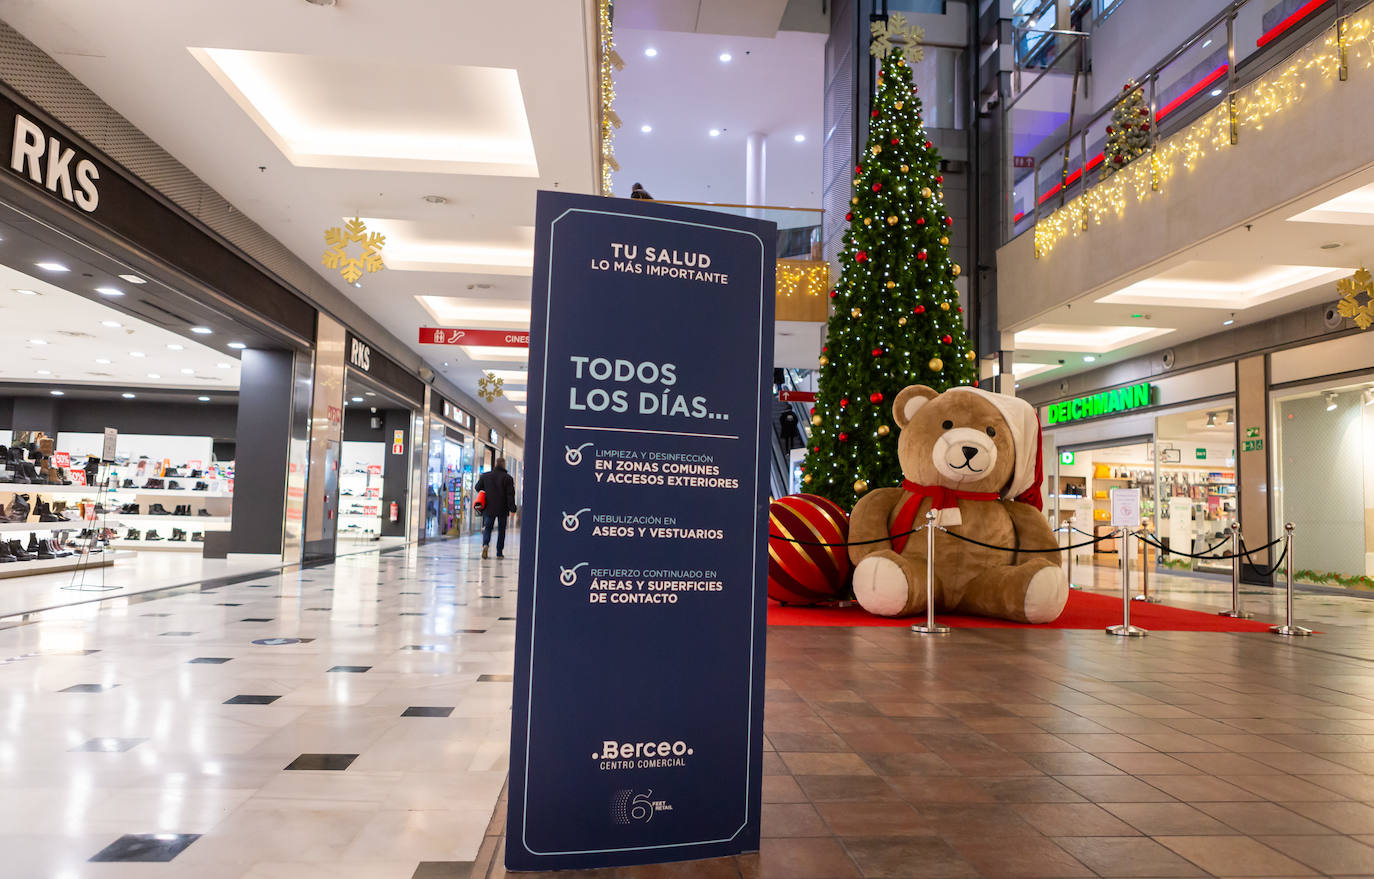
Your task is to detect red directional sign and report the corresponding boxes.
[779,390,817,402]
[419,327,530,347]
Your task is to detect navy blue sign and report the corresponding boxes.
[507,191,775,870]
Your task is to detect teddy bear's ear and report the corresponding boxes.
[892,385,939,429]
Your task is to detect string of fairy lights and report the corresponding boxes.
[1034,9,1374,258]
[597,0,621,196]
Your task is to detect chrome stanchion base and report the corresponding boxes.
[1132,594,1161,604]
[1218,609,1253,619]
[911,623,952,635]
[1270,624,1312,637]
[1069,583,1082,591]
[1106,624,1148,637]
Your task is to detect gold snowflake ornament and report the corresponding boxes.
[870,12,924,62]
[1337,267,1374,330]
[477,372,504,403]
[322,217,386,285]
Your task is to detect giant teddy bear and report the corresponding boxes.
[848,384,1069,624]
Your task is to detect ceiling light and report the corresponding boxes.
[304,0,337,6]
[35,262,68,272]
[29,338,47,345]
[709,129,721,137]
[793,133,806,142]
[644,47,657,57]
[147,372,161,379]
[1326,392,1339,411]
[1014,323,1174,352]
[1206,411,1217,427]
[1222,314,1235,326]
[36,369,51,375]
[719,52,732,62]
[640,124,652,133]
[227,341,247,349]
[198,396,210,402]
[49,390,64,396]
[180,368,195,375]
[122,393,136,399]
[351,396,364,402]
[1319,241,1343,250]
[365,391,376,397]
[217,362,232,369]
[1210,88,1223,97]
[95,287,124,297]
[101,320,122,328]
[14,289,36,296]
[1082,355,1096,362]
[129,351,145,358]
[1202,38,1213,48]
[422,195,447,205]
[118,274,146,284]
[95,358,111,364]
[167,344,184,351]
[190,326,212,334]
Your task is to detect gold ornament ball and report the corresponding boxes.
[851,307,862,318]
[852,177,860,186]
[803,474,813,484]
[939,236,949,245]
[872,145,882,155]
[818,355,829,367]
[863,217,872,226]
[877,425,890,437]
[929,357,944,372]
[894,100,904,110]
[921,186,932,198]
[886,215,898,225]
[885,280,896,289]
[952,263,962,277]
[897,317,907,327]
[965,349,976,361]
[851,196,859,205]
[900,164,909,173]
[854,479,869,494]
[811,414,822,426]
[940,302,951,311]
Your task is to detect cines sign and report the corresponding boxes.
[1045,382,1154,425]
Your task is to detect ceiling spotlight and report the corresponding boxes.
[644,47,657,57]
[14,289,36,296]
[1210,88,1223,97]
[794,133,806,142]
[197,396,210,402]
[190,326,212,334]
[122,393,136,399]
[95,358,111,364]
[1206,411,1217,427]
[1223,314,1235,326]
[217,362,232,369]
[167,344,183,351]
[640,124,652,133]
[304,0,337,6]
[36,369,51,375]
[49,390,64,396]
[29,338,47,345]
[365,391,376,397]
[351,396,364,403]
[35,262,68,272]
[118,274,146,284]
[1326,392,1339,411]
[95,287,124,297]
[1202,39,1213,48]
[422,195,447,205]
[129,351,145,358]
[719,52,732,62]
[147,372,161,379]
[709,128,721,137]
[101,320,122,328]
[1082,355,1096,362]
[227,342,247,349]
[180,368,195,375]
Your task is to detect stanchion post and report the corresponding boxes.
[1133,527,1160,603]
[1062,523,1080,590]
[1271,523,1312,637]
[1107,527,1147,637]
[1219,521,1251,618]
[912,510,951,635]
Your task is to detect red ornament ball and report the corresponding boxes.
[822,346,828,353]
[958,306,964,313]
[890,137,899,145]
[913,305,925,314]
[1106,126,1115,134]
[943,216,953,226]
[854,164,863,173]
[839,397,849,408]
[917,250,927,261]
[838,432,849,442]
[869,392,884,404]
[916,217,926,226]
[767,494,851,606]
[870,110,879,118]
[855,250,868,262]
[871,347,883,358]
[872,182,882,192]
[936,175,944,183]
[828,290,838,299]
[845,212,853,221]
[813,446,819,453]
[942,334,953,344]
[925,140,933,149]
[1114,155,1123,164]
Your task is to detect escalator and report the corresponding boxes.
[768,368,813,499]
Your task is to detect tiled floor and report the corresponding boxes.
[0,534,514,878]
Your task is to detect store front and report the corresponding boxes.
[425,394,477,539]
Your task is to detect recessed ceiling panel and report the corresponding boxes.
[415,295,531,328]
[190,48,539,176]
[1288,182,1374,225]
[1096,261,1348,310]
[364,218,534,274]
[1013,324,1174,353]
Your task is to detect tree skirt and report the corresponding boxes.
[768,590,1275,632]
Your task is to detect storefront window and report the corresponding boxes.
[1154,407,1236,575]
[1274,380,1374,589]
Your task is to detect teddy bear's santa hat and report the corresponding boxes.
[947,386,1044,510]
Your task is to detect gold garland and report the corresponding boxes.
[1034,11,1374,258]
[598,0,621,195]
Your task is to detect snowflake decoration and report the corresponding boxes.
[870,12,924,62]
[322,217,386,285]
[1337,266,1374,330]
[477,372,504,402]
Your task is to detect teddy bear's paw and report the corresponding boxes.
[854,555,917,617]
[1024,566,1069,623]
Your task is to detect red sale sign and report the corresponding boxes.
[419,327,530,347]
[69,469,86,486]
[53,451,71,468]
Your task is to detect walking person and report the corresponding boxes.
[475,457,517,559]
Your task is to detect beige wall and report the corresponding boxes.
[304,314,346,543]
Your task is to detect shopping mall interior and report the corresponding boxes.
[1,0,1374,876]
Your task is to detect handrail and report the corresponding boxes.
[648,199,824,213]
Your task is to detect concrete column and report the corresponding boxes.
[230,348,296,555]
[745,132,767,210]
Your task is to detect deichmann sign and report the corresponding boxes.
[1044,382,1155,425]
[419,327,530,347]
[508,191,774,870]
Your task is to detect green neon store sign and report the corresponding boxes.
[1045,382,1155,425]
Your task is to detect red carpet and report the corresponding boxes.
[768,589,1274,632]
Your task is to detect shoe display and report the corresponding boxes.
[119,503,140,515]
[0,540,14,563]
[7,539,32,561]
[34,497,62,523]
[170,528,187,541]
[148,503,171,515]
[9,493,31,522]
[145,529,163,541]
[196,509,211,517]
[122,478,134,488]
[192,531,204,542]
[168,480,181,490]
[193,481,209,491]
[145,478,165,489]
[125,528,141,541]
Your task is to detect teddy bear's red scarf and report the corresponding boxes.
[889,480,1001,552]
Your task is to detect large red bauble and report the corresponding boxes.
[890,138,899,145]
[942,334,953,344]
[925,140,933,149]
[845,212,853,221]
[872,182,882,192]
[870,110,879,118]
[767,494,851,606]
[854,165,863,173]
[871,347,883,357]
[913,305,925,314]
[855,250,868,262]
[839,397,849,408]
[936,175,944,183]
[838,432,849,442]
[869,392,884,404]
[917,250,927,261]
[916,217,926,225]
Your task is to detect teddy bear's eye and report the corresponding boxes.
[941,420,953,430]
[986,426,997,438]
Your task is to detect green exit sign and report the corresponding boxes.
[1246,426,1260,438]
[1196,448,1207,460]
[1243,438,1264,452]
[1060,451,1075,466]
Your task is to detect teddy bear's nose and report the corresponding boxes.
[961,445,978,461]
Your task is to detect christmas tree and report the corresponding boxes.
[802,15,978,511]
[1102,81,1151,177]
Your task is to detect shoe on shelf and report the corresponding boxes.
[170,528,187,542]
[7,539,32,561]
[191,531,204,542]
[0,541,14,563]
[35,497,61,523]
[147,503,171,515]
[27,534,53,560]
[193,481,209,491]
[46,538,71,558]
[189,469,202,478]
[167,480,181,490]
[145,529,163,541]
[125,528,140,541]
[9,493,31,521]
[121,478,134,488]
[196,509,211,517]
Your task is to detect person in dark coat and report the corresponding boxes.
[475,457,517,559]
[630,182,653,199]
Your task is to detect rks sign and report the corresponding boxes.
[348,337,371,372]
[8,113,100,212]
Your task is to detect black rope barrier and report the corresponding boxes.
[935,528,1116,553]
[768,526,924,548]
[768,524,1117,551]
[1133,531,1231,560]
[1239,537,1289,578]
